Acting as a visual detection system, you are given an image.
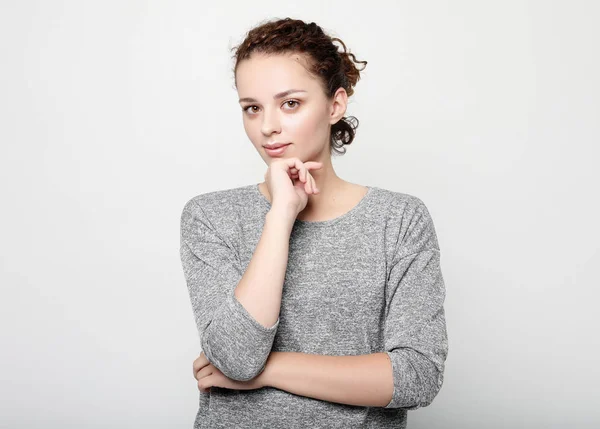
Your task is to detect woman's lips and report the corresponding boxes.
[265,144,291,157]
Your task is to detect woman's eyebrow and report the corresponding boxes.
[239,89,307,103]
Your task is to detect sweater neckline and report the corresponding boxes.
[250,182,374,228]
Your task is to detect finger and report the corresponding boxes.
[198,374,212,393]
[311,175,319,194]
[193,355,209,376]
[306,173,312,194]
[304,161,324,171]
[293,159,306,183]
[196,365,213,381]
[282,158,321,170]
[193,356,205,375]
[282,158,320,184]
[284,158,306,181]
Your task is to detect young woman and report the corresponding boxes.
[180,17,448,428]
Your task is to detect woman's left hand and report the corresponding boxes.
[193,352,267,393]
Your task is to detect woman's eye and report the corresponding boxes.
[284,100,300,109]
[243,100,300,115]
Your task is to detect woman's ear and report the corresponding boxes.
[329,87,348,124]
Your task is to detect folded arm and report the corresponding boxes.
[180,198,279,381]
[261,351,394,407]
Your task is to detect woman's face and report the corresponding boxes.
[235,52,342,165]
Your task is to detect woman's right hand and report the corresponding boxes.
[264,157,323,217]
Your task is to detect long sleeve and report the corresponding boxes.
[383,199,448,409]
[179,197,280,381]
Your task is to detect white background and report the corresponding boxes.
[1,1,598,428]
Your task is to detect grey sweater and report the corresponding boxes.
[179,183,448,428]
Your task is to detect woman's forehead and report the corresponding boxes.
[236,54,318,98]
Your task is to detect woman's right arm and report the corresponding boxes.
[180,159,320,382]
[180,199,296,383]
[233,206,296,331]
[234,158,321,337]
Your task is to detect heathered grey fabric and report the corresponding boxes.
[179,183,448,429]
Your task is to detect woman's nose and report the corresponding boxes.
[261,109,281,135]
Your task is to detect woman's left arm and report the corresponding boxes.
[261,199,449,410]
[260,351,394,407]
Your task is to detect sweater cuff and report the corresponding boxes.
[384,350,421,409]
[202,287,279,380]
[227,287,280,331]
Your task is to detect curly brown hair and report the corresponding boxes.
[230,17,367,156]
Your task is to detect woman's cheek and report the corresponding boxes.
[284,111,317,140]
[244,121,262,149]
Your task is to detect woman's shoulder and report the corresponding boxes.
[368,185,431,217]
[183,183,257,212]
[180,184,262,232]
[369,186,441,257]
